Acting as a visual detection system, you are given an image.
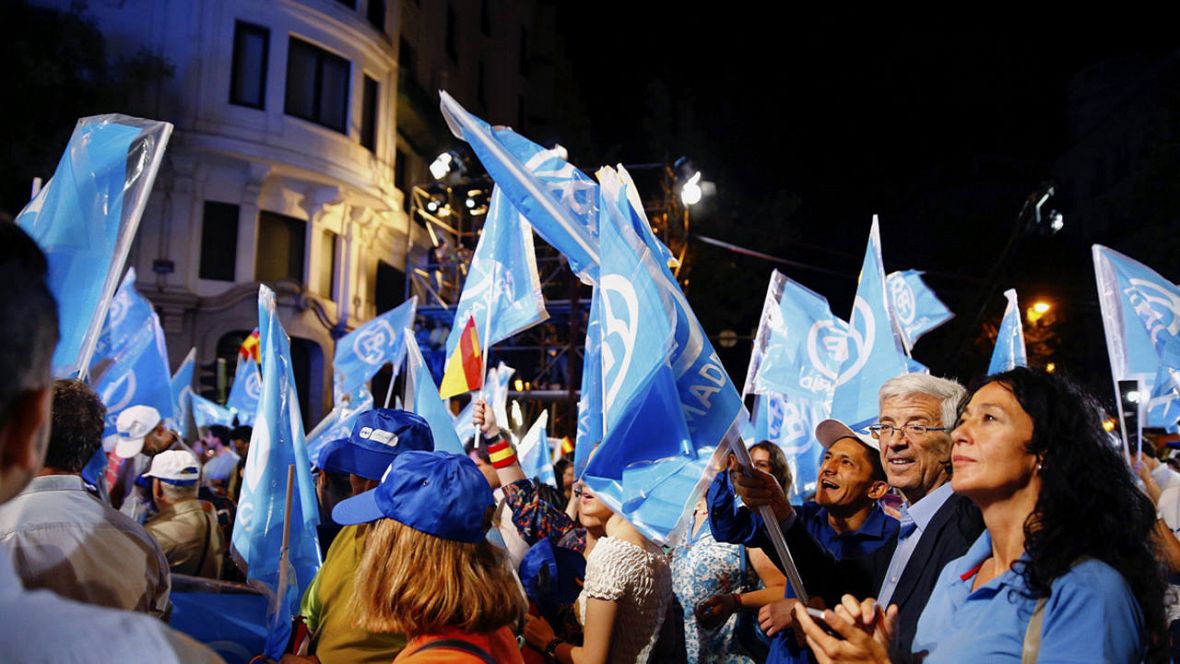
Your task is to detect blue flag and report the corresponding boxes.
[1094,246,1180,430]
[485,362,515,437]
[574,288,604,478]
[439,92,600,282]
[227,358,263,426]
[17,115,172,379]
[584,175,700,544]
[753,275,849,404]
[600,167,744,458]
[886,270,954,352]
[452,398,476,446]
[171,348,196,437]
[90,269,174,439]
[445,187,548,357]
[405,334,466,455]
[988,289,1028,374]
[614,165,680,269]
[232,286,321,659]
[752,392,828,503]
[830,217,911,431]
[518,411,556,487]
[333,297,417,402]
[191,393,235,429]
[306,386,374,466]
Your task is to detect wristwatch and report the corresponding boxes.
[544,637,564,658]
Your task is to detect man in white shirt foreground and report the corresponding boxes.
[0,222,220,663]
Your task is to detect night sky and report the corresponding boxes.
[554,7,1180,401]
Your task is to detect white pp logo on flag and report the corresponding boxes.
[244,413,269,492]
[1127,278,1180,347]
[245,370,262,400]
[353,319,396,365]
[108,291,131,330]
[102,370,138,414]
[888,276,917,326]
[601,275,639,411]
[836,297,875,385]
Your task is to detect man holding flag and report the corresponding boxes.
[724,374,982,657]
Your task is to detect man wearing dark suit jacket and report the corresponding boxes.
[723,373,984,657]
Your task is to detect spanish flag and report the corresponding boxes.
[439,315,483,399]
[239,328,261,364]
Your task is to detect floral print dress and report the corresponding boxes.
[671,517,760,664]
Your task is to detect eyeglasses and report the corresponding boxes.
[866,423,951,439]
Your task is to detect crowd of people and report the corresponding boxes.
[2,219,1179,663]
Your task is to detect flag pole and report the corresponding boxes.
[383,365,398,409]
[480,260,498,395]
[272,464,296,621]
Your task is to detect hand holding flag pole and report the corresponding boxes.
[729,411,810,604]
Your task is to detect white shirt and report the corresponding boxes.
[0,548,223,663]
[0,475,171,616]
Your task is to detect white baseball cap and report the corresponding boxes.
[143,450,201,485]
[815,419,880,453]
[114,405,162,459]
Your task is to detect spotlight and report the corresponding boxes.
[681,172,703,206]
[426,199,440,212]
[429,152,453,180]
[1049,211,1064,233]
[465,197,476,209]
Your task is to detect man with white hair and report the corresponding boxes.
[731,373,984,656]
[144,450,224,579]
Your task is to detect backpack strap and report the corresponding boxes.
[413,637,496,664]
[1021,596,1048,664]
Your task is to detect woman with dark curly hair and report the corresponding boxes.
[796,367,1168,662]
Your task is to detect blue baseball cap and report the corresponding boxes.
[332,450,494,543]
[520,539,586,620]
[317,409,434,481]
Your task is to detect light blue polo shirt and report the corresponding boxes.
[912,531,1145,663]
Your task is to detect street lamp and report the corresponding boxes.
[1026,300,1052,324]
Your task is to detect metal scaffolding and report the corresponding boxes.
[403,163,692,437]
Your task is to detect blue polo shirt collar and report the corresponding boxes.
[953,530,1029,594]
[902,481,954,533]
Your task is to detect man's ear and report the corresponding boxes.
[867,480,890,501]
[0,386,53,495]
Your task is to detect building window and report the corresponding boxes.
[395,149,409,211]
[361,75,378,151]
[256,211,306,283]
[375,260,406,315]
[200,202,239,281]
[445,5,458,63]
[316,229,338,298]
[519,28,528,76]
[398,37,415,82]
[285,37,350,134]
[480,0,491,36]
[367,0,386,32]
[230,22,269,109]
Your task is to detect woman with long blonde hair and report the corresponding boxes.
[336,450,528,663]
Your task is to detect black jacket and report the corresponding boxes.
[779,491,984,657]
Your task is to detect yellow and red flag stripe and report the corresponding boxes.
[439,315,484,399]
[239,328,261,364]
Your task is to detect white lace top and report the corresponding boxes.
[578,536,673,663]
